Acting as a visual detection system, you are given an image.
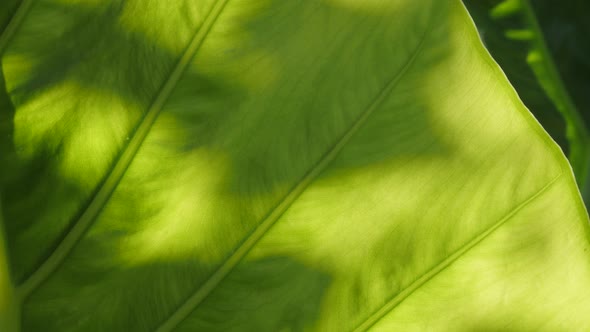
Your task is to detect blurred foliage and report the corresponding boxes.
[534,0,590,124]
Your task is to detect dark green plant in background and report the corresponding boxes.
[1,0,590,331]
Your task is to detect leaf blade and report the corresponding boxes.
[1,0,589,331]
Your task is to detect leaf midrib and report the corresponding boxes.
[351,172,564,332]
[154,14,434,332]
[15,0,231,300]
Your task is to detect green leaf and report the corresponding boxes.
[1,0,590,331]
[464,0,590,198]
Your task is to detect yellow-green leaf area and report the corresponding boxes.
[0,0,589,331]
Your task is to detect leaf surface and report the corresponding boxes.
[1,0,590,331]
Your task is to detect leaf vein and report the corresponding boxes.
[351,172,564,332]
[16,0,231,300]
[155,16,433,332]
[0,0,33,54]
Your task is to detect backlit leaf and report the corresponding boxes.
[1,0,590,331]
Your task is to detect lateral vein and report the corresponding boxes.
[351,172,564,332]
[0,0,34,54]
[16,0,231,300]
[155,17,433,332]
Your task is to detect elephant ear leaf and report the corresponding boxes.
[1,0,590,331]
